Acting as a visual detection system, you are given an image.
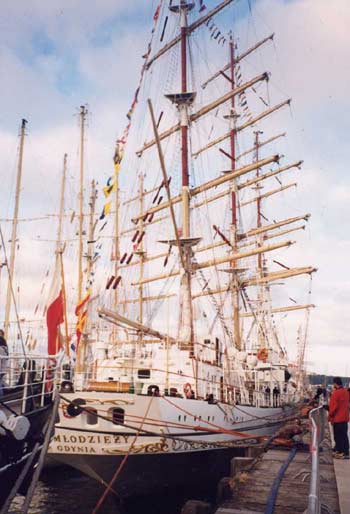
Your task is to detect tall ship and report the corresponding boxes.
[48,0,316,497]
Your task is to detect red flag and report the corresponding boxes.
[46,290,64,355]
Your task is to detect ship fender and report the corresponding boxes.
[0,411,30,440]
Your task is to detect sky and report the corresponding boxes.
[0,0,349,375]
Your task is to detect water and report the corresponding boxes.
[8,465,212,514]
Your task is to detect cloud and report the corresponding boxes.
[0,0,348,376]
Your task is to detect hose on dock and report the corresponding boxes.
[264,446,297,514]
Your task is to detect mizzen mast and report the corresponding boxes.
[4,118,27,339]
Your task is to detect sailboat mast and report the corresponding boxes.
[254,130,266,348]
[138,173,144,327]
[114,178,119,311]
[255,130,263,272]
[57,153,69,356]
[78,105,87,303]
[4,118,27,339]
[181,5,189,188]
[86,180,97,282]
[180,2,190,237]
[166,1,195,350]
[228,39,241,351]
[57,154,67,254]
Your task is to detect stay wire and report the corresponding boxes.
[0,225,27,357]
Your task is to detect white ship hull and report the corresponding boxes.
[48,392,293,496]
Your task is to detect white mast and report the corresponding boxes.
[4,118,27,339]
[57,153,70,356]
[78,105,87,304]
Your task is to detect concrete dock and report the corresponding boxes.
[333,452,350,514]
[182,411,346,514]
[215,444,339,514]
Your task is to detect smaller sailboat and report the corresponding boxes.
[0,119,61,511]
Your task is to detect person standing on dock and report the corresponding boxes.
[328,377,350,460]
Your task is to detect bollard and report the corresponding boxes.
[230,456,254,477]
[246,446,263,458]
[181,499,212,514]
[216,477,233,503]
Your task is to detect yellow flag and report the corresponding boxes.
[103,180,116,198]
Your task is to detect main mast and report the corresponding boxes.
[4,118,27,339]
[168,1,196,351]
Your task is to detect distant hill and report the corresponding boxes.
[308,374,350,388]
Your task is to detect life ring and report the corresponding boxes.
[257,348,268,362]
[62,404,72,418]
[183,383,192,399]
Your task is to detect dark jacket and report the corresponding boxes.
[0,336,8,350]
[328,387,350,423]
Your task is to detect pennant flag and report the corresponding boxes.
[99,201,112,220]
[100,1,163,227]
[198,0,207,12]
[103,177,116,198]
[75,289,91,317]
[153,2,161,22]
[75,289,91,346]
[46,263,64,355]
[76,311,88,346]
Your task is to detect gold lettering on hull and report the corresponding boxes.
[53,434,130,445]
[50,433,229,456]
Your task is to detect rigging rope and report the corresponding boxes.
[91,395,154,514]
[192,256,232,341]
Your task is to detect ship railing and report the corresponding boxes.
[307,405,326,514]
[0,353,62,413]
[73,366,224,399]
